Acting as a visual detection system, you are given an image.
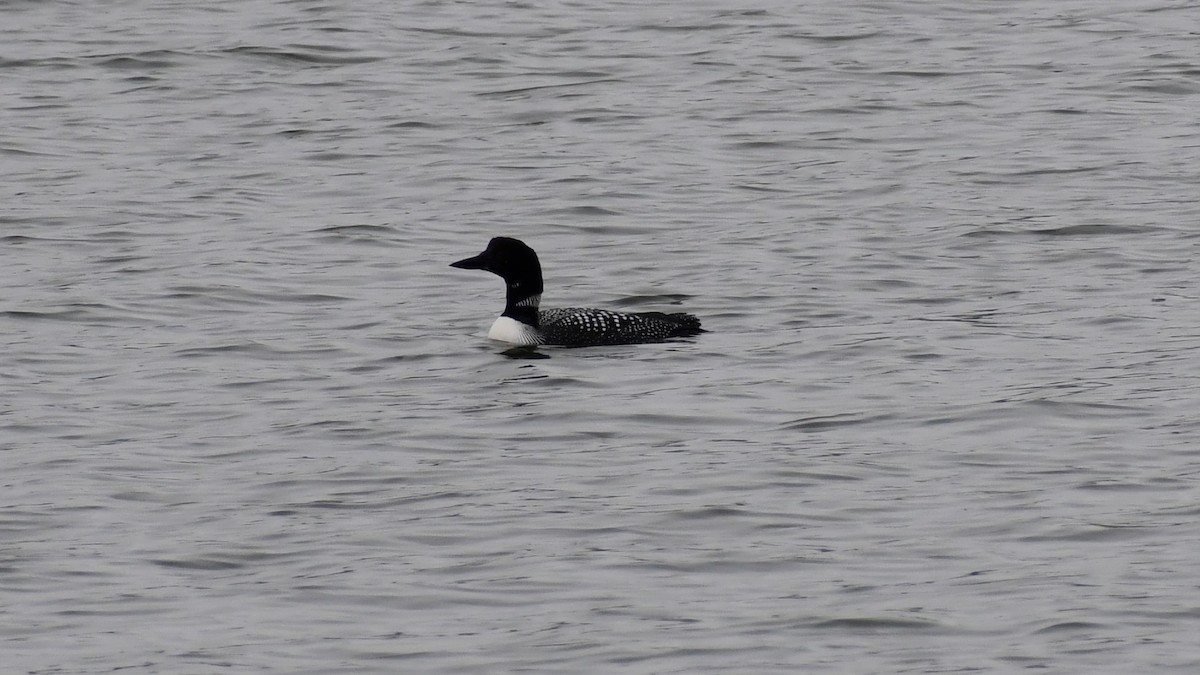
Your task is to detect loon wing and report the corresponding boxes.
[538,308,703,347]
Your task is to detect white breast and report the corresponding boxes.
[488,316,542,346]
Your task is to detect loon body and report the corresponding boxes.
[450,237,703,347]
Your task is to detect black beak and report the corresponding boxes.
[450,252,488,270]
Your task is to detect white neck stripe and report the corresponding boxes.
[515,294,541,309]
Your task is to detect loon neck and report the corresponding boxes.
[502,289,541,327]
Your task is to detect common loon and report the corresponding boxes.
[450,237,703,347]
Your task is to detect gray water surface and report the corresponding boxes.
[4,1,1200,673]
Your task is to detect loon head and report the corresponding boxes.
[451,237,544,299]
[450,237,545,330]
[450,236,539,280]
